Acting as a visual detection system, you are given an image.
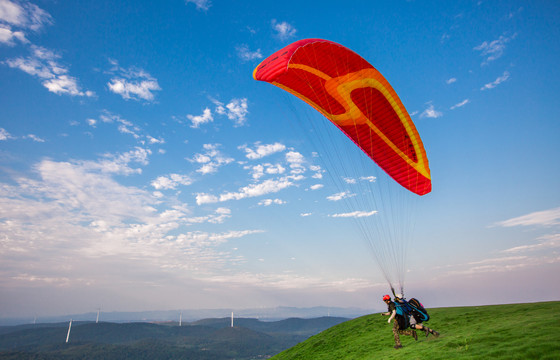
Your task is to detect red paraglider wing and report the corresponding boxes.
[253,39,431,195]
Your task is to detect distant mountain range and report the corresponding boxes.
[0,315,353,360]
[0,306,373,326]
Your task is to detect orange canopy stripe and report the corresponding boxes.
[253,39,431,195]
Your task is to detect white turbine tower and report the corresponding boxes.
[179,311,182,327]
[96,308,101,324]
[231,312,234,328]
[65,319,73,343]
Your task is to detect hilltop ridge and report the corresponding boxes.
[0,306,369,326]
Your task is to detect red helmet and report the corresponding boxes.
[382,295,391,301]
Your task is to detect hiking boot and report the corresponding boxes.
[394,344,403,349]
[432,330,440,337]
[424,328,430,337]
[412,330,418,341]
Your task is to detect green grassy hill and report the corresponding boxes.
[272,301,560,360]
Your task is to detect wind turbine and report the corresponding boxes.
[65,319,73,343]
[96,308,101,323]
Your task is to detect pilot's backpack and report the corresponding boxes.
[408,297,430,322]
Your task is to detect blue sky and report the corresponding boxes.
[1,0,559,318]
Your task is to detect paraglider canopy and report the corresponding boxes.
[253,38,431,196]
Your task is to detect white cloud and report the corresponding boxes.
[330,210,378,218]
[189,98,249,128]
[6,45,94,97]
[450,99,470,110]
[236,44,262,62]
[474,33,517,65]
[481,71,510,90]
[108,78,160,101]
[192,153,211,164]
[246,163,285,180]
[0,127,13,140]
[0,0,50,45]
[240,142,286,160]
[204,272,372,292]
[0,0,24,25]
[90,111,143,139]
[23,134,44,142]
[187,108,213,128]
[494,207,560,227]
[12,274,71,286]
[99,112,119,124]
[186,207,232,224]
[113,117,137,134]
[264,163,285,175]
[0,129,44,142]
[0,159,155,230]
[470,207,560,277]
[286,151,305,174]
[468,256,528,266]
[327,191,355,201]
[196,178,294,205]
[189,143,234,175]
[44,75,92,96]
[118,125,139,139]
[0,156,269,295]
[151,174,193,190]
[79,147,151,175]
[503,234,560,254]
[258,198,286,206]
[185,0,211,11]
[219,178,293,202]
[309,184,323,190]
[446,77,457,85]
[249,164,265,180]
[195,193,219,205]
[106,60,161,101]
[310,165,324,179]
[0,24,27,45]
[440,254,558,277]
[0,0,52,31]
[221,98,249,126]
[360,176,376,183]
[272,19,296,41]
[147,135,165,144]
[420,103,443,119]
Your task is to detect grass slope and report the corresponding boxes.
[272,301,560,360]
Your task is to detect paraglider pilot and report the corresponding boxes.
[381,294,440,349]
[381,294,416,349]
